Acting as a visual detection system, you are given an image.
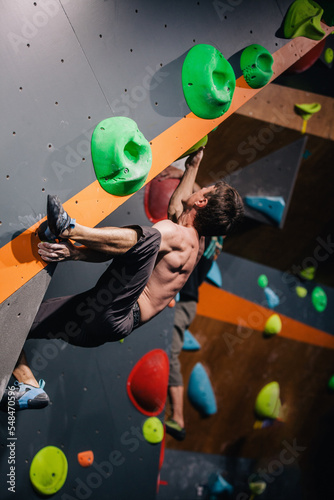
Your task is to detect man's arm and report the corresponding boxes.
[167,148,204,222]
[38,241,112,263]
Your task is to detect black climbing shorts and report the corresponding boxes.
[27,226,161,347]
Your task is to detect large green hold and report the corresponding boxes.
[30,446,68,495]
[182,44,236,119]
[91,117,152,196]
[240,44,274,89]
[284,0,325,40]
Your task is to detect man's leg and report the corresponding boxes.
[166,300,197,441]
[13,350,39,387]
[169,386,185,429]
[0,350,49,411]
[46,194,141,257]
[62,224,141,256]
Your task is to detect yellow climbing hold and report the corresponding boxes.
[284,0,325,40]
[264,314,282,335]
[296,285,308,298]
[295,102,321,120]
[249,479,267,495]
[30,446,68,495]
[294,102,321,133]
[255,381,281,419]
[142,417,164,444]
[299,266,315,280]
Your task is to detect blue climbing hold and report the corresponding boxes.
[188,363,217,415]
[244,196,285,225]
[183,330,201,351]
[206,261,223,288]
[208,472,234,496]
[264,287,280,308]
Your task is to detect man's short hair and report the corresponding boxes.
[193,181,244,236]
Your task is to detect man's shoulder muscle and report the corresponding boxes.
[153,220,186,251]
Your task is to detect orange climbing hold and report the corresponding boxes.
[77,451,94,468]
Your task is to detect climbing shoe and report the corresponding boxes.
[47,194,75,238]
[37,220,57,242]
[0,380,50,411]
[165,419,186,441]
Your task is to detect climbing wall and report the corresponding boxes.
[0,0,332,498]
[0,0,330,395]
[162,252,334,499]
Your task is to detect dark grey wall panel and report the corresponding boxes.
[61,0,291,137]
[158,449,303,500]
[0,266,55,397]
[224,136,307,228]
[0,305,173,500]
[0,0,111,247]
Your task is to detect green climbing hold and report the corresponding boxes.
[284,0,325,40]
[294,102,321,120]
[240,44,274,89]
[328,374,334,391]
[30,446,68,495]
[255,381,281,419]
[91,117,152,196]
[312,286,327,312]
[178,135,208,159]
[142,417,164,444]
[264,314,282,335]
[182,44,236,119]
[299,266,315,280]
[258,274,269,288]
[296,285,308,298]
[324,47,334,64]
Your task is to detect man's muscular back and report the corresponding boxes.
[137,219,201,323]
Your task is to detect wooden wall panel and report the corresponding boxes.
[165,315,334,467]
[196,112,334,286]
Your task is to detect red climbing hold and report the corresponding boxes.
[159,429,166,471]
[286,38,326,74]
[127,349,169,416]
[144,177,180,223]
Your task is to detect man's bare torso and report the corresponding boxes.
[137,219,202,323]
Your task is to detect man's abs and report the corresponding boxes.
[137,230,199,323]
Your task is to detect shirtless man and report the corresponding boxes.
[1,148,244,410]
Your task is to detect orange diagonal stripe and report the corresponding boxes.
[197,283,334,350]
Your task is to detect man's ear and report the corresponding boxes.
[194,197,208,208]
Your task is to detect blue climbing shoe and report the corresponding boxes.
[47,194,75,238]
[165,419,186,441]
[0,380,50,411]
[37,219,57,242]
